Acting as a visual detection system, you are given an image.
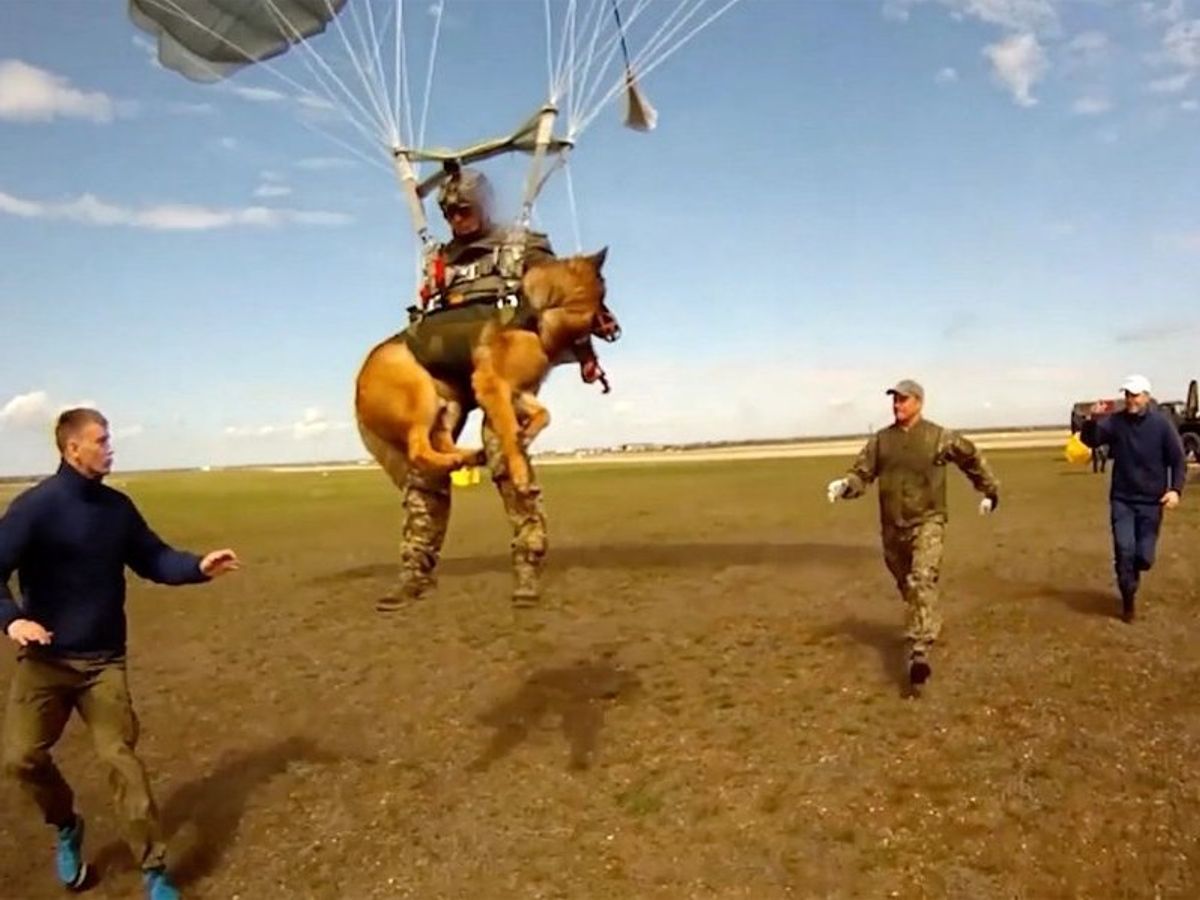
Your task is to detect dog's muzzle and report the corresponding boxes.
[592,304,621,343]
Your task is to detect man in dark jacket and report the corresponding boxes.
[0,408,239,900]
[1080,374,1186,623]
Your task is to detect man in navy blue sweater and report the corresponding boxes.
[0,408,239,900]
[1080,375,1186,623]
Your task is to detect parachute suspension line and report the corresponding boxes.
[358,0,403,144]
[256,0,392,148]
[393,0,405,144]
[314,0,397,143]
[577,0,746,135]
[136,0,387,158]
[547,0,564,101]
[611,0,634,74]
[609,0,657,131]
[565,0,579,113]
[573,0,682,133]
[627,0,722,81]
[563,158,584,254]
[258,0,388,142]
[568,0,655,136]
[399,13,417,155]
[568,0,613,128]
[417,0,446,149]
[547,0,559,97]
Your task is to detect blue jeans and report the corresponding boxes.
[1110,498,1163,601]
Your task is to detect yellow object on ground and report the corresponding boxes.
[451,466,483,487]
[1064,433,1092,465]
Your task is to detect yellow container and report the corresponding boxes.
[1064,433,1092,465]
[451,466,482,487]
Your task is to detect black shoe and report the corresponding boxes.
[908,651,932,686]
[1121,594,1135,623]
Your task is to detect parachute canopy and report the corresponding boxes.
[126,0,748,245]
[129,0,349,83]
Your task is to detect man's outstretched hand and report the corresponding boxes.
[200,549,241,578]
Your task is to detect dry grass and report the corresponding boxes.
[0,450,1198,898]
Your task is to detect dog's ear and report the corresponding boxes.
[587,246,608,272]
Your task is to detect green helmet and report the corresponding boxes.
[437,167,493,212]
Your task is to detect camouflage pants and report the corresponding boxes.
[882,521,945,653]
[2,651,167,870]
[398,416,546,603]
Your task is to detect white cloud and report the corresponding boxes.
[1042,221,1077,238]
[253,183,293,199]
[0,60,116,123]
[1067,31,1108,54]
[1148,71,1194,92]
[0,189,352,231]
[885,0,1059,33]
[216,136,238,151]
[935,67,959,83]
[114,424,145,440]
[225,408,352,441]
[0,391,51,429]
[1071,95,1111,115]
[229,85,287,103]
[1162,230,1200,251]
[296,93,336,111]
[166,101,216,115]
[1183,98,1199,110]
[1064,30,1110,68]
[0,391,102,431]
[1164,20,1200,69]
[131,34,158,61]
[1140,0,1186,26]
[984,33,1048,106]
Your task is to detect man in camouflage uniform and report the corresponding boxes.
[827,379,1000,687]
[380,168,594,611]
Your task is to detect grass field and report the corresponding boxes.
[0,450,1198,899]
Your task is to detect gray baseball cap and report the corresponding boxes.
[886,379,925,400]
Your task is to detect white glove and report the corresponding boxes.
[979,496,995,515]
[827,478,849,503]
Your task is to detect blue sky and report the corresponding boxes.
[1,0,1198,476]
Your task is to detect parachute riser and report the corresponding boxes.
[517,104,560,230]
[390,149,434,248]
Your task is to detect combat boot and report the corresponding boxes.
[377,574,434,613]
[511,559,540,608]
[908,649,932,687]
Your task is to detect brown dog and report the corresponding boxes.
[355,248,611,492]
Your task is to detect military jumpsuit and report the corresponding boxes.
[842,419,1000,653]
[387,226,556,608]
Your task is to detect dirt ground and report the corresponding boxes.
[0,450,1198,899]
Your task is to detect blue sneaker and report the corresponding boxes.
[143,867,181,900]
[55,815,89,890]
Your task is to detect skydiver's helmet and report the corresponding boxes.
[437,168,494,218]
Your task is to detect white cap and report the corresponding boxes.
[1120,374,1152,396]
